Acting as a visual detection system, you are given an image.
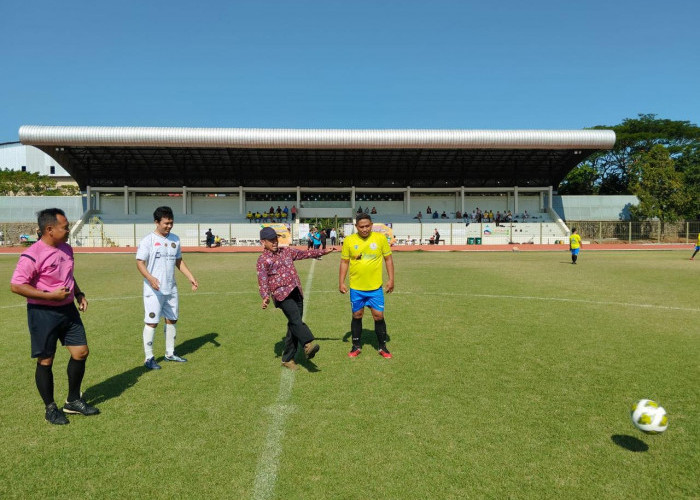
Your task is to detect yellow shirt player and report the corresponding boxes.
[339,214,395,358]
[691,233,700,260]
[569,228,582,264]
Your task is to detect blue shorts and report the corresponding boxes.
[571,248,580,255]
[350,287,384,313]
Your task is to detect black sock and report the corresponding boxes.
[35,363,55,407]
[573,254,578,263]
[67,358,86,402]
[693,250,699,259]
[375,319,387,347]
[351,318,362,347]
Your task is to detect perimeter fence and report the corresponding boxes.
[573,221,700,244]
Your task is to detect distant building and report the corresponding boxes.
[0,142,76,186]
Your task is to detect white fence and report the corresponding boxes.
[71,221,568,247]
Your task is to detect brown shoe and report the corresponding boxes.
[303,342,320,359]
[281,360,299,371]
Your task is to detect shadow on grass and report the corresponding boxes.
[273,335,343,358]
[83,332,220,406]
[341,329,391,350]
[611,434,648,452]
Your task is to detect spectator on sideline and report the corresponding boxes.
[205,228,214,248]
[10,208,100,425]
[330,227,337,246]
[257,227,334,370]
[434,229,441,245]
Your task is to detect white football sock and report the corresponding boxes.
[143,325,156,361]
[165,323,177,356]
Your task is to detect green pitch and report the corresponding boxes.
[0,251,698,499]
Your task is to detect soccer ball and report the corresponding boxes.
[630,399,668,434]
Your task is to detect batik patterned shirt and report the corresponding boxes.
[256,247,324,301]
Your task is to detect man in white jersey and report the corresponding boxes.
[136,206,199,370]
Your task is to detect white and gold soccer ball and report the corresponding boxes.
[630,399,668,434]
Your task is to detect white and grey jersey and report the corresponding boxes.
[136,232,182,295]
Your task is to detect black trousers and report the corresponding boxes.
[275,288,314,362]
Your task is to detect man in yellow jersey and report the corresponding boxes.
[690,233,700,260]
[569,227,582,264]
[339,214,395,358]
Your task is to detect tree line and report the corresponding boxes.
[557,114,700,222]
[0,169,80,196]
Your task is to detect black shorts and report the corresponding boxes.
[27,303,87,358]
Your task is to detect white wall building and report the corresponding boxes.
[0,142,75,185]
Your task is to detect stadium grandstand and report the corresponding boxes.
[15,125,617,247]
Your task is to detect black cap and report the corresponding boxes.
[260,227,278,240]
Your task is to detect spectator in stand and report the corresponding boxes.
[291,205,297,220]
[426,206,432,214]
[489,210,494,221]
[433,210,439,219]
[370,206,377,214]
[471,209,477,222]
[283,206,289,219]
[455,210,462,219]
[440,211,447,219]
[476,208,482,222]
[415,211,422,220]
[255,211,262,223]
[496,211,502,226]
[523,210,529,220]
[506,210,513,222]
[268,206,275,215]
[357,206,363,214]
[246,211,253,223]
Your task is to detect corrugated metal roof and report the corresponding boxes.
[19,125,615,150]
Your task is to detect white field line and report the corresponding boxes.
[251,259,316,500]
[2,288,697,314]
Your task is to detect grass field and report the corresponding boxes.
[0,250,698,499]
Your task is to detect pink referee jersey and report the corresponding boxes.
[10,239,76,306]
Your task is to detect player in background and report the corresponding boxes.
[690,233,700,260]
[339,213,395,358]
[10,208,99,424]
[570,227,582,265]
[136,206,198,370]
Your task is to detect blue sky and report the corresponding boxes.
[1,0,698,141]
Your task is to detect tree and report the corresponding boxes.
[0,169,79,196]
[628,145,689,226]
[586,114,700,195]
[557,163,599,194]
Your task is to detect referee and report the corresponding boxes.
[10,208,99,425]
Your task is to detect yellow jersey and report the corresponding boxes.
[570,234,581,249]
[341,232,392,291]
